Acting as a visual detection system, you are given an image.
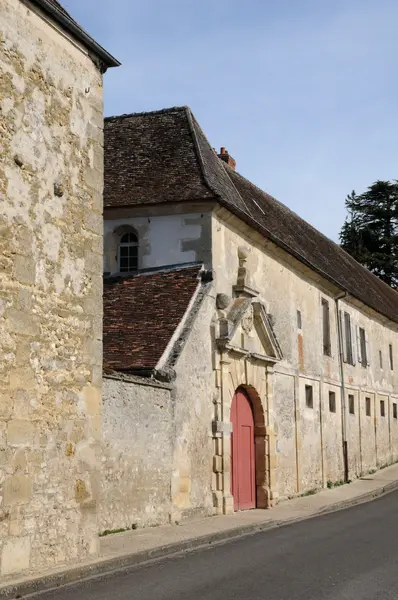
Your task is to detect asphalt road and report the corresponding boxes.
[33,490,398,600]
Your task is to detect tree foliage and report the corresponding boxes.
[340,180,398,288]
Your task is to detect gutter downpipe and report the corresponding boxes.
[335,291,349,482]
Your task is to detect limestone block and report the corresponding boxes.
[14,255,36,285]
[7,420,34,446]
[9,368,35,391]
[179,476,191,494]
[6,310,39,337]
[1,537,31,575]
[0,392,13,420]
[4,475,33,505]
[83,385,101,416]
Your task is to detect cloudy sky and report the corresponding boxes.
[63,0,397,241]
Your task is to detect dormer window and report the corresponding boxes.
[118,231,138,273]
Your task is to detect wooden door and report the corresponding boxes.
[230,388,256,510]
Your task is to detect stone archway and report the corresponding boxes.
[212,352,278,515]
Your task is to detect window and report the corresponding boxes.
[118,231,138,273]
[322,299,331,356]
[393,403,397,420]
[343,312,354,365]
[379,350,383,369]
[348,394,355,415]
[389,344,394,371]
[297,310,302,330]
[380,400,385,417]
[329,391,336,413]
[305,385,313,409]
[359,327,367,368]
[365,397,371,417]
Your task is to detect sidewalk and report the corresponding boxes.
[2,463,398,599]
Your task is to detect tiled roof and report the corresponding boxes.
[103,265,203,372]
[104,107,398,325]
[104,108,214,207]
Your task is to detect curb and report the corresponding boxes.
[1,479,398,599]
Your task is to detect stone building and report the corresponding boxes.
[102,106,398,529]
[0,0,118,577]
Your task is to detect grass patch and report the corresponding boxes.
[99,523,138,537]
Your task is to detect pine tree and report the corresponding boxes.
[339,181,398,288]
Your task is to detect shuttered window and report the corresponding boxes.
[344,312,354,365]
[322,299,331,356]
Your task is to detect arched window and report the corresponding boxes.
[118,231,138,273]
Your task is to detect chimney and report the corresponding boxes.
[218,147,236,171]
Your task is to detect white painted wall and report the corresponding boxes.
[104,212,212,274]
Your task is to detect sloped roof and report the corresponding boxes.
[31,0,119,69]
[104,106,398,324]
[103,265,203,372]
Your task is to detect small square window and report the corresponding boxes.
[305,385,313,409]
[297,310,302,330]
[348,394,355,415]
[365,397,371,417]
[329,391,336,413]
[380,400,385,417]
[393,403,397,420]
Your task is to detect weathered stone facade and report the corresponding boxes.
[103,202,398,523]
[101,374,173,531]
[0,0,117,577]
[101,108,398,528]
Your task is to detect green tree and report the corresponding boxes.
[339,180,398,288]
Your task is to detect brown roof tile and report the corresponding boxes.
[103,265,202,371]
[104,107,398,324]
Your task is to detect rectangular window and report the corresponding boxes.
[344,312,354,365]
[329,391,336,413]
[393,403,397,420]
[365,397,371,417]
[380,400,385,417]
[297,310,302,330]
[379,350,383,369]
[305,385,313,409]
[359,327,367,367]
[389,344,394,371]
[322,299,331,356]
[348,394,355,415]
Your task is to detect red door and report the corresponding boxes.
[230,388,256,510]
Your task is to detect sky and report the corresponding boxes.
[63,0,398,241]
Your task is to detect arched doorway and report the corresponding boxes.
[230,388,256,510]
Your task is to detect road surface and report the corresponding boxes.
[33,489,398,599]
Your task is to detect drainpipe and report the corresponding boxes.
[335,291,349,482]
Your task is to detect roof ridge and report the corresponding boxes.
[105,106,188,122]
[186,110,255,219]
[104,262,203,284]
[184,107,217,198]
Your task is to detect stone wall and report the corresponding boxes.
[0,0,104,576]
[100,375,173,530]
[171,291,215,521]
